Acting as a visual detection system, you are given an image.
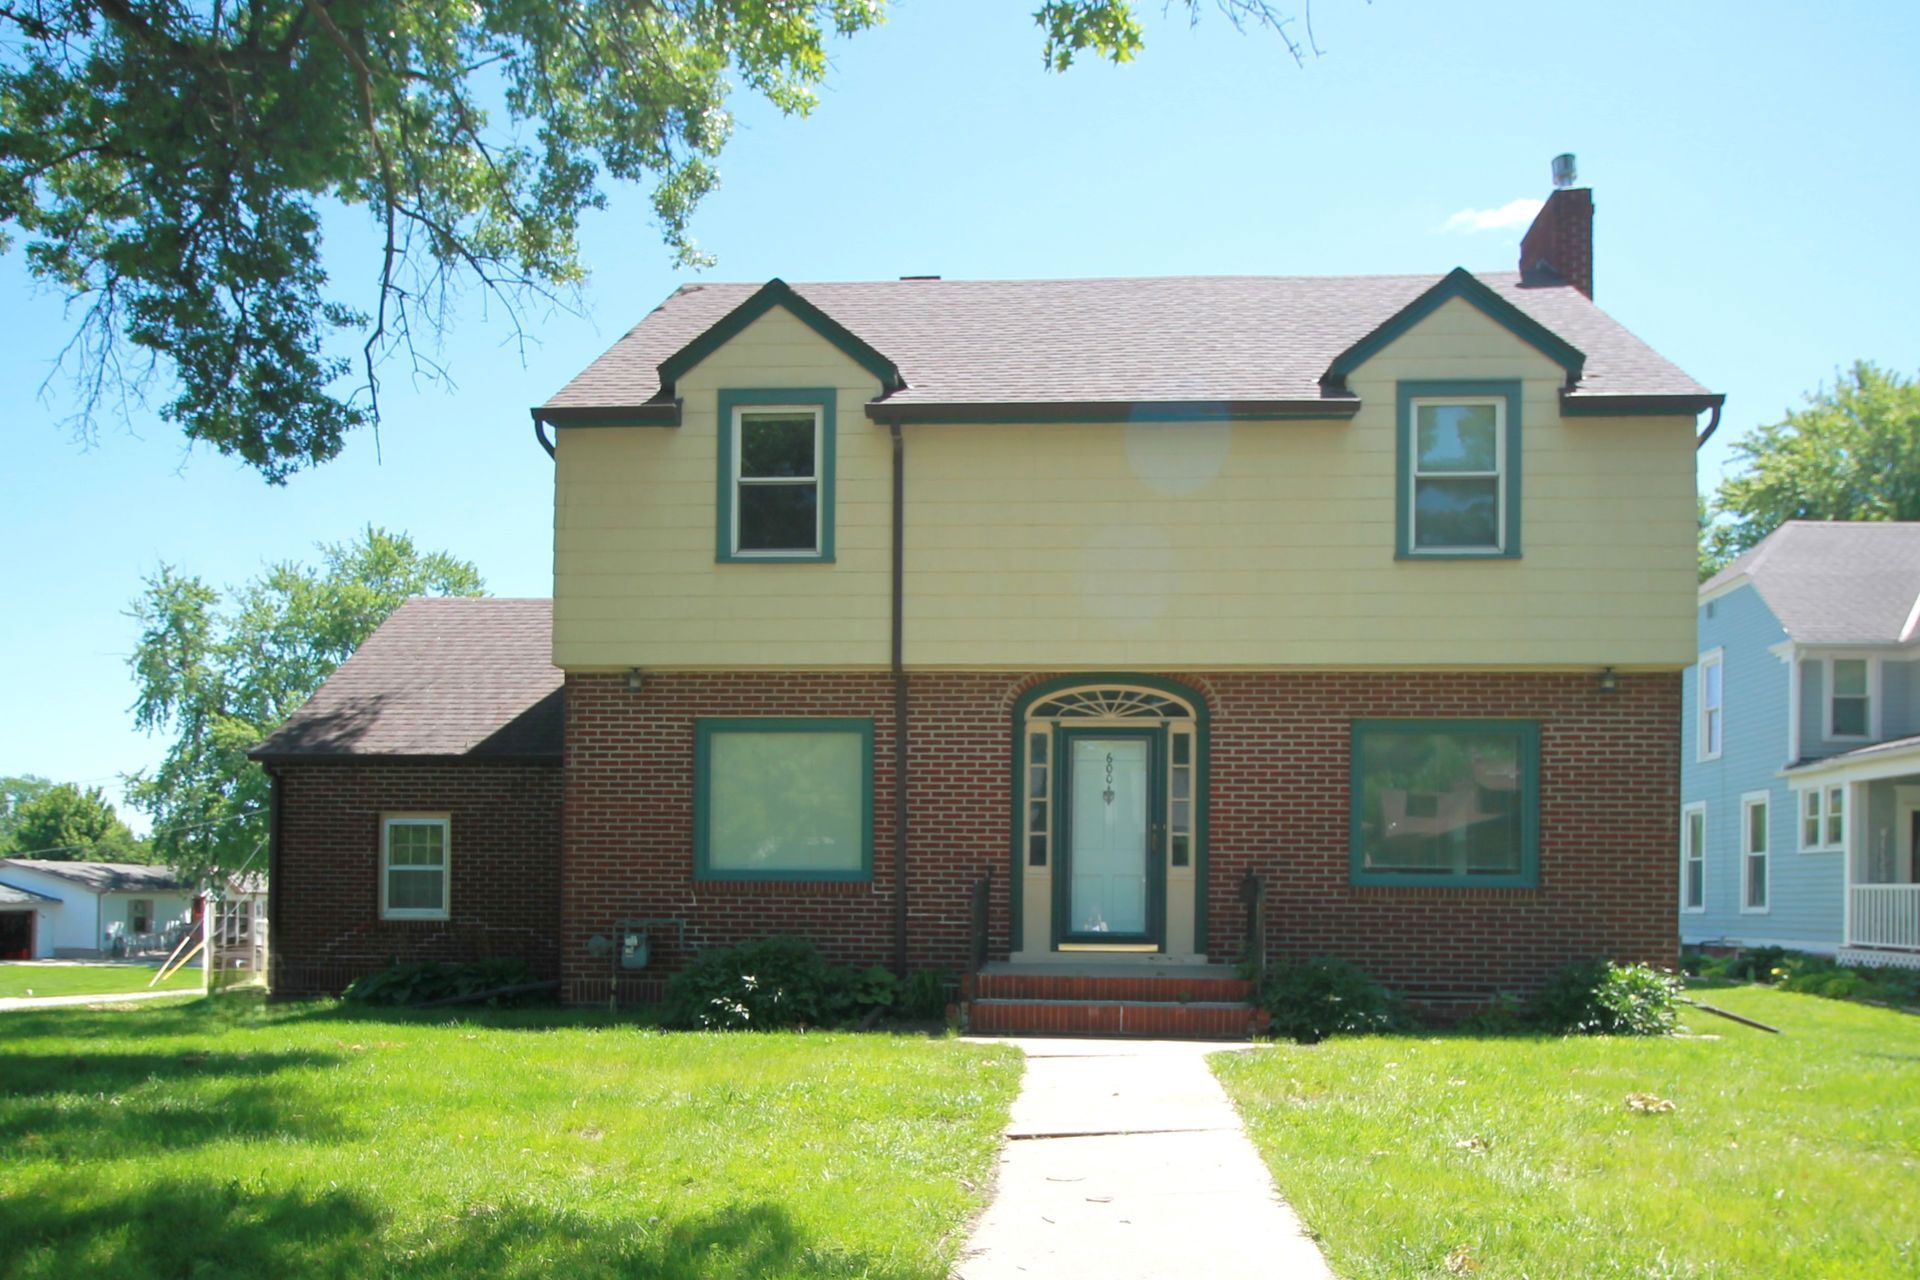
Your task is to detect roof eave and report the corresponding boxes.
[864,398,1362,425]
[247,749,563,766]
[1559,392,1726,418]
[532,401,682,429]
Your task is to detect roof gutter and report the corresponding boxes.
[530,402,683,433]
[863,399,1360,425]
[1695,399,1723,449]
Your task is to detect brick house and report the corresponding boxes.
[254,177,1722,1031]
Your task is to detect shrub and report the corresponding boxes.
[1258,956,1405,1044]
[342,957,536,1007]
[663,938,903,1031]
[897,970,951,1021]
[1527,959,1681,1036]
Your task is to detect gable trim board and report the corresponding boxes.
[1323,267,1586,392]
[659,279,903,396]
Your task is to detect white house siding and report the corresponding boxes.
[0,865,194,956]
[1682,583,1844,951]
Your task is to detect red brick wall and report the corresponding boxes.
[272,762,562,997]
[1519,186,1595,297]
[561,670,1679,1004]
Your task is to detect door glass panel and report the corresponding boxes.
[1068,737,1150,935]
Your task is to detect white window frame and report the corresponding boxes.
[380,813,451,921]
[1823,656,1876,742]
[1797,785,1849,853]
[730,404,823,559]
[1681,802,1706,914]
[1740,791,1770,914]
[1408,396,1508,555]
[1697,649,1724,762]
[128,897,153,934]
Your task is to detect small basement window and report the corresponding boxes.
[381,815,450,920]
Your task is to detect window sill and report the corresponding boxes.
[715,552,836,565]
[1394,550,1520,562]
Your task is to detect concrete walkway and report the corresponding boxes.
[0,988,199,1012]
[955,1037,1334,1280]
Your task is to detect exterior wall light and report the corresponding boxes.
[625,667,644,693]
[1598,666,1619,695]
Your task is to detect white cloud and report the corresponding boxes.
[1440,197,1545,234]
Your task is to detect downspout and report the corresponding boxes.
[890,420,910,977]
[264,763,283,997]
[1694,400,1723,450]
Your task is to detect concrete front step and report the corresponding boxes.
[968,997,1265,1040]
[965,968,1253,1004]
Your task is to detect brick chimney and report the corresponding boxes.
[1519,185,1594,298]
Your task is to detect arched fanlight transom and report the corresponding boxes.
[1026,687,1193,721]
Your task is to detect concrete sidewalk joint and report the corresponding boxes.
[955,1036,1334,1280]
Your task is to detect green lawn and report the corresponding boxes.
[1216,985,1920,1279]
[0,962,203,999]
[0,996,1022,1279]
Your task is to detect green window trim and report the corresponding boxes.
[1348,718,1541,889]
[1395,380,1524,560]
[715,388,838,563]
[693,717,875,883]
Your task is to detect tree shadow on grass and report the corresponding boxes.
[0,1184,947,1280]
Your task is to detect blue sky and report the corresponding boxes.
[3,0,1917,832]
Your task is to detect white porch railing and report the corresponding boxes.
[1850,885,1920,952]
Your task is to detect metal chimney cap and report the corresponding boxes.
[1551,154,1578,189]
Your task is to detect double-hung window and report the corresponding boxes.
[1698,650,1723,760]
[717,389,836,561]
[1828,658,1871,739]
[1800,786,1846,851]
[1681,803,1705,912]
[1350,719,1540,887]
[1396,382,1522,558]
[381,815,450,920]
[1740,793,1769,912]
[695,719,873,881]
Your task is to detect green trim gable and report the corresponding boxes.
[1324,268,1586,391]
[658,279,903,396]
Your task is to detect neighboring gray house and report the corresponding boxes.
[1682,522,1920,966]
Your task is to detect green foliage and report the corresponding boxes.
[341,958,537,1006]
[1690,945,1920,1008]
[0,1,1302,479]
[1216,985,1920,1278]
[126,526,482,887]
[1703,361,1920,571]
[0,781,148,861]
[0,998,1023,1278]
[1257,956,1406,1044]
[898,970,952,1021]
[1526,960,1681,1036]
[663,938,903,1031]
[1,774,54,842]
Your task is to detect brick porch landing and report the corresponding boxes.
[963,963,1265,1040]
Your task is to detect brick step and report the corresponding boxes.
[965,971,1253,1004]
[967,997,1264,1040]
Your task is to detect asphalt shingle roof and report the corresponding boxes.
[540,271,1712,412]
[251,598,562,761]
[1,861,185,893]
[1702,522,1920,645]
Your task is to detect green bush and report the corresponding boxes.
[1258,956,1405,1044]
[663,938,902,1031]
[1527,959,1681,1036]
[342,957,536,1006]
[897,970,952,1021]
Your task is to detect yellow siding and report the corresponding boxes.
[553,306,892,669]
[554,295,1700,671]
